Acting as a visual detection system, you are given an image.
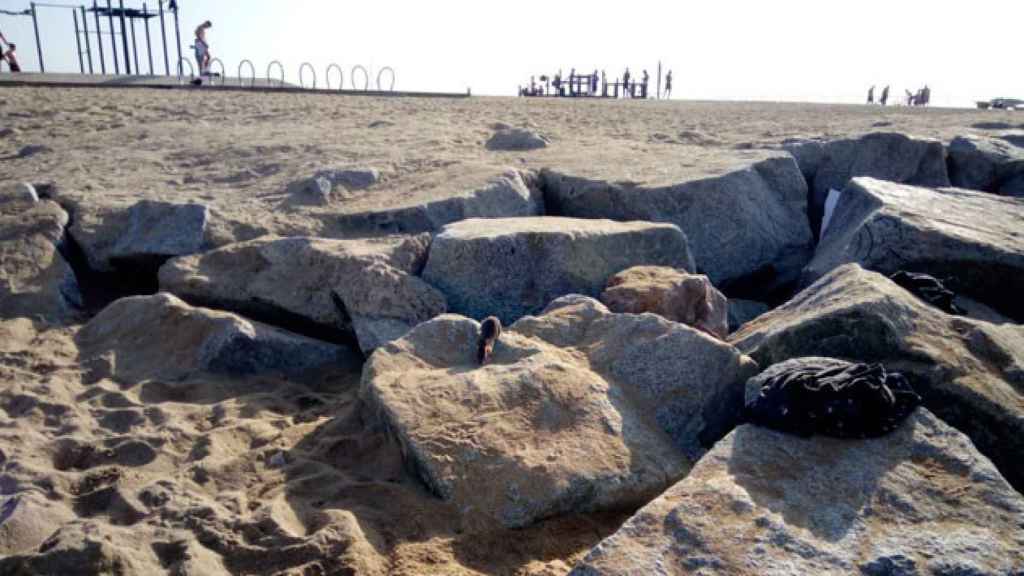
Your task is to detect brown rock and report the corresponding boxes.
[601,266,728,339]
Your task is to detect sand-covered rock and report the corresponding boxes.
[486,127,549,151]
[731,263,1024,492]
[422,217,695,324]
[804,177,1024,320]
[361,296,759,528]
[334,169,543,235]
[68,199,213,272]
[160,234,444,353]
[947,135,1024,195]
[0,198,82,322]
[791,132,950,239]
[542,155,811,291]
[600,266,728,339]
[570,410,1024,575]
[77,293,356,382]
[288,167,382,205]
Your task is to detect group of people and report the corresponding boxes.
[520,68,673,99]
[0,30,22,73]
[867,84,930,106]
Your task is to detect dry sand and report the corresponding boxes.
[0,85,1022,574]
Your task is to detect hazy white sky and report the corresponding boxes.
[2,0,1022,106]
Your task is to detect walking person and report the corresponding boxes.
[867,85,875,104]
[663,70,673,98]
[622,68,631,98]
[194,20,213,75]
[880,85,890,106]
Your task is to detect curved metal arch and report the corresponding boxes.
[238,59,256,88]
[326,64,344,91]
[376,66,396,92]
[267,60,285,88]
[351,65,370,91]
[208,58,226,86]
[299,62,317,90]
[177,58,195,83]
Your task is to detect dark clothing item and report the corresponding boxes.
[889,271,963,315]
[744,361,921,439]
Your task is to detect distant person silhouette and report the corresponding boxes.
[623,68,631,98]
[867,85,875,104]
[922,85,931,106]
[664,70,673,98]
[641,70,650,98]
[905,89,915,106]
[2,43,21,72]
[601,70,607,96]
[880,85,890,106]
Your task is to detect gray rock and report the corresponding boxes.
[17,144,52,158]
[422,217,695,324]
[731,263,1024,492]
[69,200,212,272]
[542,155,811,290]
[802,132,950,240]
[947,135,1024,192]
[570,410,1024,575]
[160,234,444,354]
[727,298,770,333]
[804,177,1024,320]
[77,293,355,382]
[0,183,38,204]
[0,199,82,322]
[360,296,758,528]
[486,128,549,151]
[289,168,382,205]
[333,170,543,236]
[781,137,826,184]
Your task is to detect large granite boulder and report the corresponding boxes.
[422,217,695,324]
[486,128,549,151]
[332,170,543,236]
[160,234,444,353]
[600,266,728,339]
[947,135,1024,195]
[77,293,356,383]
[731,263,1024,492]
[789,133,950,240]
[361,296,759,528]
[68,199,212,272]
[541,155,811,291]
[570,410,1024,575]
[804,177,1024,320]
[0,197,82,322]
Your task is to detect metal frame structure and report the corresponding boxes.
[5,0,181,75]
[325,63,343,91]
[376,66,395,92]
[238,59,255,87]
[351,65,369,91]
[298,61,316,89]
[267,60,284,87]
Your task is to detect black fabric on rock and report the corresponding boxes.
[889,270,963,315]
[744,362,921,439]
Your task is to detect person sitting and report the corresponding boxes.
[3,43,21,73]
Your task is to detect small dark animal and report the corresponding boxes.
[477,316,502,365]
[745,362,921,439]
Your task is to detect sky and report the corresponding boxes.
[1,0,1022,107]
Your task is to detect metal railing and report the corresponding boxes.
[299,62,317,90]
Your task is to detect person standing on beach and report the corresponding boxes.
[867,85,875,104]
[623,68,631,98]
[880,85,890,106]
[641,70,650,98]
[664,70,673,98]
[2,43,21,72]
[194,21,213,75]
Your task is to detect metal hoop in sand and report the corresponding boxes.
[238,59,256,88]
[299,62,317,90]
[351,65,369,91]
[267,60,285,88]
[376,66,396,91]
[326,64,344,91]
